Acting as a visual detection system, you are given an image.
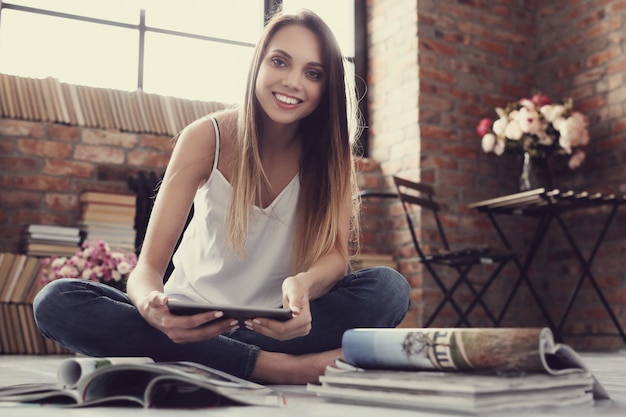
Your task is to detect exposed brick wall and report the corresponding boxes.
[0,119,171,252]
[1,0,625,351]
[366,0,626,350]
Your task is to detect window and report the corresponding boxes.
[0,1,261,104]
[0,0,358,106]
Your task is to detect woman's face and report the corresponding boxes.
[255,25,326,127]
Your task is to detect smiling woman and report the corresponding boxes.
[32,8,411,386]
[0,0,355,105]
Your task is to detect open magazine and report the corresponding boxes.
[308,327,609,414]
[0,357,285,408]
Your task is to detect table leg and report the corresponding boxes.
[486,212,558,335]
[552,205,626,343]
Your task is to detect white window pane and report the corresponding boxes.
[145,0,263,44]
[282,0,354,57]
[0,10,138,90]
[5,0,142,24]
[143,32,254,104]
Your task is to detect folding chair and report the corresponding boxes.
[393,175,517,327]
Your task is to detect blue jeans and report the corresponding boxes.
[33,266,410,380]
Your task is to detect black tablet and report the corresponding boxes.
[168,299,293,324]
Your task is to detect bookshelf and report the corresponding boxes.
[0,73,228,136]
[0,253,71,354]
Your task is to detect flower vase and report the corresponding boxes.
[519,152,553,192]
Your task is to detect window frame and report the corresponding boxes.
[0,0,368,150]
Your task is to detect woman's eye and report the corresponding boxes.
[306,70,323,80]
[271,57,286,67]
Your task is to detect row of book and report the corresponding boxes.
[0,72,228,136]
[0,253,69,354]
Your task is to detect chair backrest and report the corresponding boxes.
[393,176,450,258]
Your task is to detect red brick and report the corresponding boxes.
[0,155,40,172]
[126,150,170,168]
[17,138,73,158]
[14,175,71,192]
[74,145,125,164]
[82,129,138,148]
[12,210,74,228]
[0,119,45,137]
[473,38,509,55]
[140,134,174,152]
[608,56,626,74]
[0,190,42,208]
[43,159,95,178]
[45,193,80,212]
[48,124,81,142]
[418,39,455,56]
[0,138,14,153]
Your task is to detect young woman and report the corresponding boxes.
[34,9,410,384]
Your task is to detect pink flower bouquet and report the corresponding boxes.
[40,239,137,289]
[477,94,590,169]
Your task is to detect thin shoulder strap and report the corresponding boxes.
[209,116,220,173]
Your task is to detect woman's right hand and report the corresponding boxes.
[137,291,239,343]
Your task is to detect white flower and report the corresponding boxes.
[116,261,132,275]
[58,265,79,278]
[51,257,68,268]
[540,104,565,122]
[93,265,104,278]
[566,112,590,147]
[515,107,541,135]
[492,117,507,136]
[554,112,589,154]
[477,95,589,170]
[111,270,122,282]
[504,118,523,140]
[41,240,137,287]
[518,99,536,110]
[73,257,87,270]
[481,133,496,153]
[494,138,506,155]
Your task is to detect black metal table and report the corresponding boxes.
[469,188,626,343]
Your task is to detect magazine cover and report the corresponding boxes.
[341,327,609,399]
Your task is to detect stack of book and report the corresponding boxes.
[308,327,610,414]
[0,253,70,354]
[79,191,136,252]
[23,224,82,257]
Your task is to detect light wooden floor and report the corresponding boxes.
[0,352,625,416]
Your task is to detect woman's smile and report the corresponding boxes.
[273,92,302,106]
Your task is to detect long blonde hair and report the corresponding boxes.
[228,9,361,273]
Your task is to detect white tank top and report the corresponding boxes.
[164,117,299,308]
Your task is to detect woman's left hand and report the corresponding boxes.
[243,275,312,340]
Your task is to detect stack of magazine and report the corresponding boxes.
[308,327,610,414]
[0,357,285,409]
